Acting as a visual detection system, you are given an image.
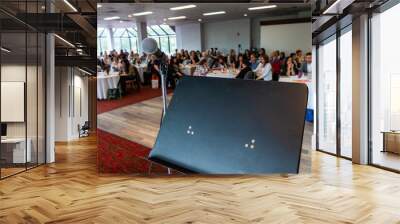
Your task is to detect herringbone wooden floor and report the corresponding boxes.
[1,134,400,223]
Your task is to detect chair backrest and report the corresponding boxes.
[82,121,90,129]
[244,71,255,80]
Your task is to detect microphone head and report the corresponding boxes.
[142,38,158,54]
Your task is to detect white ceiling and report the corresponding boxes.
[98,3,310,28]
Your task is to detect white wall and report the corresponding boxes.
[54,67,89,141]
[176,23,202,51]
[251,11,310,49]
[260,22,312,55]
[202,19,251,54]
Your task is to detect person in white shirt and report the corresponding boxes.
[254,54,272,81]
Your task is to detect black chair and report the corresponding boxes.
[79,121,90,138]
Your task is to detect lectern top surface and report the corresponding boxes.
[149,76,308,174]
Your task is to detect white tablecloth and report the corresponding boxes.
[134,64,147,83]
[206,71,235,79]
[181,65,196,76]
[97,72,120,100]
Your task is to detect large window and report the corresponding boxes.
[112,28,138,53]
[97,25,176,56]
[318,36,337,155]
[147,25,176,55]
[370,2,400,171]
[317,25,353,159]
[340,27,352,158]
[97,27,111,55]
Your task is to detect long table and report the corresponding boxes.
[97,72,120,100]
[206,71,235,79]
[135,64,147,83]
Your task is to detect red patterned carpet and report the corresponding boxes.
[97,129,182,174]
[97,87,163,114]
[97,86,180,174]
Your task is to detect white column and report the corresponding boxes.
[352,14,369,164]
[136,21,148,53]
[46,32,55,163]
[108,28,114,51]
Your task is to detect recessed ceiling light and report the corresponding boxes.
[54,34,75,48]
[203,11,226,16]
[244,14,247,17]
[163,18,167,21]
[63,0,78,12]
[104,16,120,21]
[1,47,11,53]
[198,18,202,22]
[97,4,102,8]
[168,16,186,20]
[248,5,277,11]
[170,5,196,11]
[128,14,132,18]
[119,20,123,23]
[133,11,153,16]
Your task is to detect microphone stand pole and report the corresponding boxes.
[159,62,171,175]
[160,63,168,119]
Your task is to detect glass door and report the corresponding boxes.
[317,35,337,154]
[370,2,400,171]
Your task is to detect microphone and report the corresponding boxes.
[142,37,158,54]
[141,37,168,64]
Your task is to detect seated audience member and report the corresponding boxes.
[235,54,246,70]
[289,53,300,69]
[189,51,199,64]
[249,53,259,71]
[259,48,266,57]
[129,51,134,61]
[119,59,140,95]
[183,50,190,60]
[140,53,147,63]
[103,64,111,75]
[244,49,251,61]
[212,56,228,70]
[194,59,209,76]
[235,62,252,79]
[176,53,184,64]
[296,49,304,65]
[202,51,215,68]
[255,54,272,81]
[110,57,120,73]
[285,57,298,76]
[270,50,281,81]
[301,52,312,79]
[196,50,201,59]
[227,49,237,67]
[279,52,286,75]
[167,57,183,89]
